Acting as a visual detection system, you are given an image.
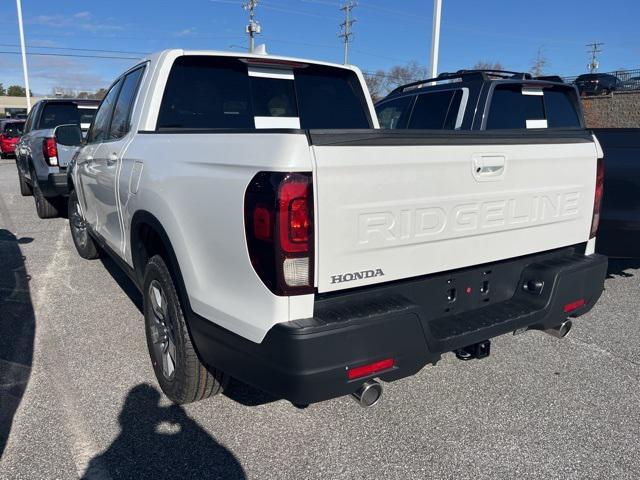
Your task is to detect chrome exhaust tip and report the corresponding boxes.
[544,320,572,338]
[351,380,383,408]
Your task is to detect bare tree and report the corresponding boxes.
[472,61,505,71]
[364,70,387,103]
[530,47,548,77]
[364,61,429,101]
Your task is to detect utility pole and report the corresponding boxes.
[339,1,356,65]
[243,0,261,53]
[428,0,442,78]
[15,0,31,112]
[586,42,603,73]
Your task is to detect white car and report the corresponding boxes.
[66,49,607,408]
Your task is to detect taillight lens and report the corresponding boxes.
[590,157,604,239]
[245,172,314,296]
[42,137,58,166]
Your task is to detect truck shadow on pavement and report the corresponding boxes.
[83,384,246,480]
[606,258,640,278]
[0,229,35,460]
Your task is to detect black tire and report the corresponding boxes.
[17,168,32,196]
[68,190,100,259]
[143,255,227,404]
[31,169,59,219]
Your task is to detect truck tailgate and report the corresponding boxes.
[310,130,598,292]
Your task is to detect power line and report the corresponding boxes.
[0,43,150,56]
[0,50,141,60]
[586,42,603,73]
[339,1,356,65]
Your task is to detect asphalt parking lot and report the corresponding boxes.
[0,158,639,480]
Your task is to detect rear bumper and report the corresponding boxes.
[38,172,69,197]
[188,247,607,405]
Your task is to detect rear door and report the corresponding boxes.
[311,131,598,292]
[92,66,145,252]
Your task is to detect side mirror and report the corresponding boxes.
[54,124,83,146]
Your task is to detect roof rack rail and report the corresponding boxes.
[388,69,533,97]
[534,75,564,83]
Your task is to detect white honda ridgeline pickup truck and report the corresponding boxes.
[65,49,607,408]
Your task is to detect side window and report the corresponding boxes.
[375,96,413,129]
[486,85,545,129]
[23,105,37,134]
[87,79,122,144]
[109,67,145,140]
[407,90,458,129]
[544,89,581,128]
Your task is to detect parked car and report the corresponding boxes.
[619,76,640,91]
[66,50,606,408]
[15,98,99,218]
[0,119,25,158]
[590,128,640,257]
[574,73,621,96]
[375,69,584,131]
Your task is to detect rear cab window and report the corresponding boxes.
[156,56,372,130]
[486,83,581,129]
[37,102,80,129]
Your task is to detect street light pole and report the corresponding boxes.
[428,0,442,78]
[15,0,31,112]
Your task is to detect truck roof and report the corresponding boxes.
[144,48,360,73]
[384,69,569,100]
[36,98,101,106]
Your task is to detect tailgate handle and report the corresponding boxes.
[473,155,506,178]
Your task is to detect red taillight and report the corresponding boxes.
[42,137,58,166]
[563,299,586,313]
[245,172,314,296]
[590,157,604,239]
[347,358,395,380]
[279,181,310,253]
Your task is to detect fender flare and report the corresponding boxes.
[130,210,192,312]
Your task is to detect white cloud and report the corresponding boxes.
[32,11,123,33]
[175,27,197,37]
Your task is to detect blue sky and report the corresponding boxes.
[0,0,637,95]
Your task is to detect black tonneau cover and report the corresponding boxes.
[306,128,594,147]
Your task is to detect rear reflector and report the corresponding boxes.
[563,299,586,313]
[347,358,394,380]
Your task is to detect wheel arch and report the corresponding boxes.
[130,210,191,311]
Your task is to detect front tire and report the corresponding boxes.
[143,255,227,404]
[68,189,100,259]
[31,169,59,219]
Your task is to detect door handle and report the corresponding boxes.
[106,153,118,166]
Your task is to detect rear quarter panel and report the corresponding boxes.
[121,132,315,343]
